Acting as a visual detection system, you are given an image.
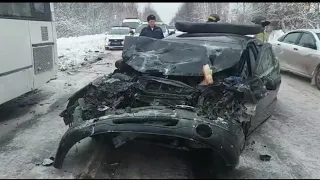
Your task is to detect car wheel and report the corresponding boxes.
[105,47,109,50]
[315,68,320,90]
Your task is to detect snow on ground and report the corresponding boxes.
[57,34,106,71]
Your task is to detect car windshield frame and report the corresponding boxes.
[122,22,140,29]
[108,28,130,35]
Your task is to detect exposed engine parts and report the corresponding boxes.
[61,71,254,127]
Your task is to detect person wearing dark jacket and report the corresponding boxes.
[207,14,220,22]
[139,15,164,39]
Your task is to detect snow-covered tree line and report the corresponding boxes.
[170,3,230,25]
[232,3,320,32]
[54,3,154,38]
[171,3,320,32]
[138,3,163,22]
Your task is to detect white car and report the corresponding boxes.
[134,22,170,38]
[105,26,133,50]
[168,25,176,34]
[121,18,142,33]
[270,29,320,89]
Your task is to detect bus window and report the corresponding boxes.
[0,3,31,18]
[31,3,52,21]
[34,3,45,13]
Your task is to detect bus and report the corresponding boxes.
[0,3,58,105]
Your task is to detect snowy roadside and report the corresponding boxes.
[57,34,108,71]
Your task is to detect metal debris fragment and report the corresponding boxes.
[259,154,271,161]
[42,157,55,166]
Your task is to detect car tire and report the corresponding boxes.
[315,68,320,90]
[105,47,109,50]
[175,22,262,35]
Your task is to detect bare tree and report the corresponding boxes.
[170,3,230,24]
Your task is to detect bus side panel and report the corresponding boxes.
[0,19,34,104]
[0,70,34,105]
[28,21,57,89]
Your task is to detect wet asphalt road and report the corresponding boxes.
[0,50,320,178]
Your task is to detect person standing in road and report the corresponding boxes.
[207,14,220,22]
[139,15,164,39]
[252,16,270,43]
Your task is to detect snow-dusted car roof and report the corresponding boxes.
[111,26,131,30]
[289,29,320,34]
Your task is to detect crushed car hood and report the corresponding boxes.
[122,36,243,76]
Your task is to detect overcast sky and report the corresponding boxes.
[138,3,182,24]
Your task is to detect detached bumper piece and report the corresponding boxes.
[53,107,245,169]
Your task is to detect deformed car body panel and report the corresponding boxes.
[54,32,280,169]
[53,107,245,169]
[122,36,244,76]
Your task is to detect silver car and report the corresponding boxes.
[271,29,320,89]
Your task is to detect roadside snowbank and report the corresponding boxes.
[57,34,106,71]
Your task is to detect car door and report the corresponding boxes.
[275,32,303,71]
[294,32,320,77]
[248,43,281,133]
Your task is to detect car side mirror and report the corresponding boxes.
[303,43,317,50]
[129,30,134,35]
[264,77,277,90]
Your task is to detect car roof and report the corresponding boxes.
[288,29,320,34]
[164,33,257,48]
[141,22,164,25]
[111,26,131,29]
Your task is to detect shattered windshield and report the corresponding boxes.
[122,36,244,76]
[108,28,130,35]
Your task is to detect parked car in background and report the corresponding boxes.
[105,26,133,50]
[270,29,320,89]
[121,18,141,33]
[134,22,170,38]
[168,25,176,34]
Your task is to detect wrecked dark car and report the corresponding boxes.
[53,22,281,170]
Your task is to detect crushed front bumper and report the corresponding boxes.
[53,107,245,169]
